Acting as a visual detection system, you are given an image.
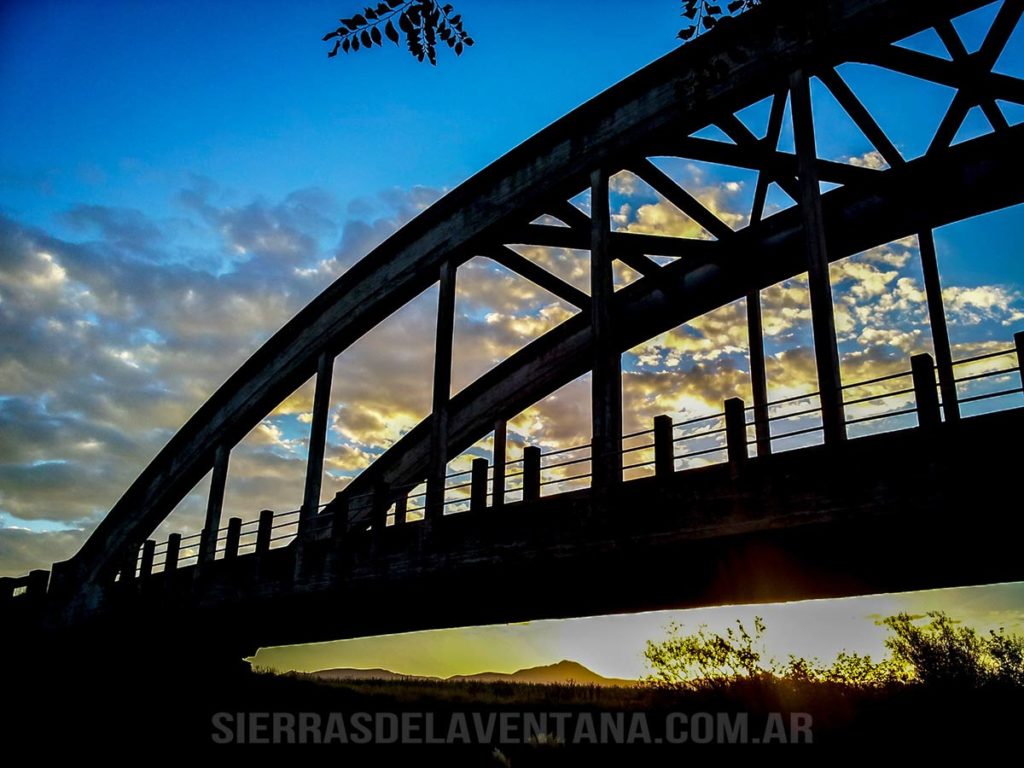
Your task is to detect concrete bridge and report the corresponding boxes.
[3,0,1023,664]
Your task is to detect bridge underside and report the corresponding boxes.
[25,407,1022,658]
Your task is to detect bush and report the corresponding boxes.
[643,611,1024,690]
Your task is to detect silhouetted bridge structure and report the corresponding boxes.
[4,0,1024,661]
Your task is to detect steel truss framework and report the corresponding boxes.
[34,0,1024,611]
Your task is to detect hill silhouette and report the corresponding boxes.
[305,658,635,687]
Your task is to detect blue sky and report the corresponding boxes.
[2,0,1023,675]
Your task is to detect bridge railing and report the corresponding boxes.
[127,337,1024,580]
[10,335,1024,597]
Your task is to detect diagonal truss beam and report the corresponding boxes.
[483,245,591,310]
[818,68,905,168]
[859,45,1024,106]
[505,223,719,260]
[628,158,735,240]
[333,126,1024,512]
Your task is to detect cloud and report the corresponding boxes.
[2,168,1022,579]
[0,181,448,571]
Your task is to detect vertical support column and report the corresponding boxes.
[393,492,408,526]
[725,398,749,467]
[471,458,489,513]
[26,569,49,599]
[492,419,507,510]
[301,350,334,535]
[590,168,623,491]
[918,230,959,422]
[912,353,941,430]
[120,543,139,585]
[427,259,458,521]
[371,483,389,554]
[790,69,846,445]
[1016,331,1024,391]
[746,290,772,456]
[165,533,181,574]
[224,517,242,560]
[256,509,274,555]
[139,540,156,581]
[330,495,350,540]
[200,443,230,564]
[523,446,541,502]
[654,415,674,479]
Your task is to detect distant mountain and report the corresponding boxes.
[305,659,635,687]
[448,659,634,687]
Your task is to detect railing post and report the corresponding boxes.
[26,569,49,599]
[139,540,156,581]
[256,509,274,555]
[224,517,242,560]
[523,446,541,502]
[471,458,488,513]
[912,353,941,430]
[492,419,507,510]
[1015,331,1024,392]
[0,577,15,604]
[725,398,748,466]
[121,543,139,585]
[654,415,674,479]
[331,495,350,540]
[393,492,408,526]
[165,533,181,574]
[371,483,389,535]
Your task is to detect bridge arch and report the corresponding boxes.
[40,0,1024,619]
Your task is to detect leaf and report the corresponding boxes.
[728,0,745,11]
[706,4,722,14]
[342,17,358,30]
[682,8,697,19]
[352,13,367,25]
[371,26,382,45]
[702,15,717,28]
[463,36,474,46]
[323,30,341,41]
[361,29,372,47]
[386,0,404,7]
[328,40,342,57]
[455,41,463,55]
[342,37,351,52]
[352,36,360,50]
[385,19,399,43]
[678,27,696,39]
[399,11,414,33]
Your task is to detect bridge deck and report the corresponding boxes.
[18,407,1018,657]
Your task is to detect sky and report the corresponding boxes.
[1,0,1023,678]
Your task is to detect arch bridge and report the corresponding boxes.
[4,0,1024,659]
